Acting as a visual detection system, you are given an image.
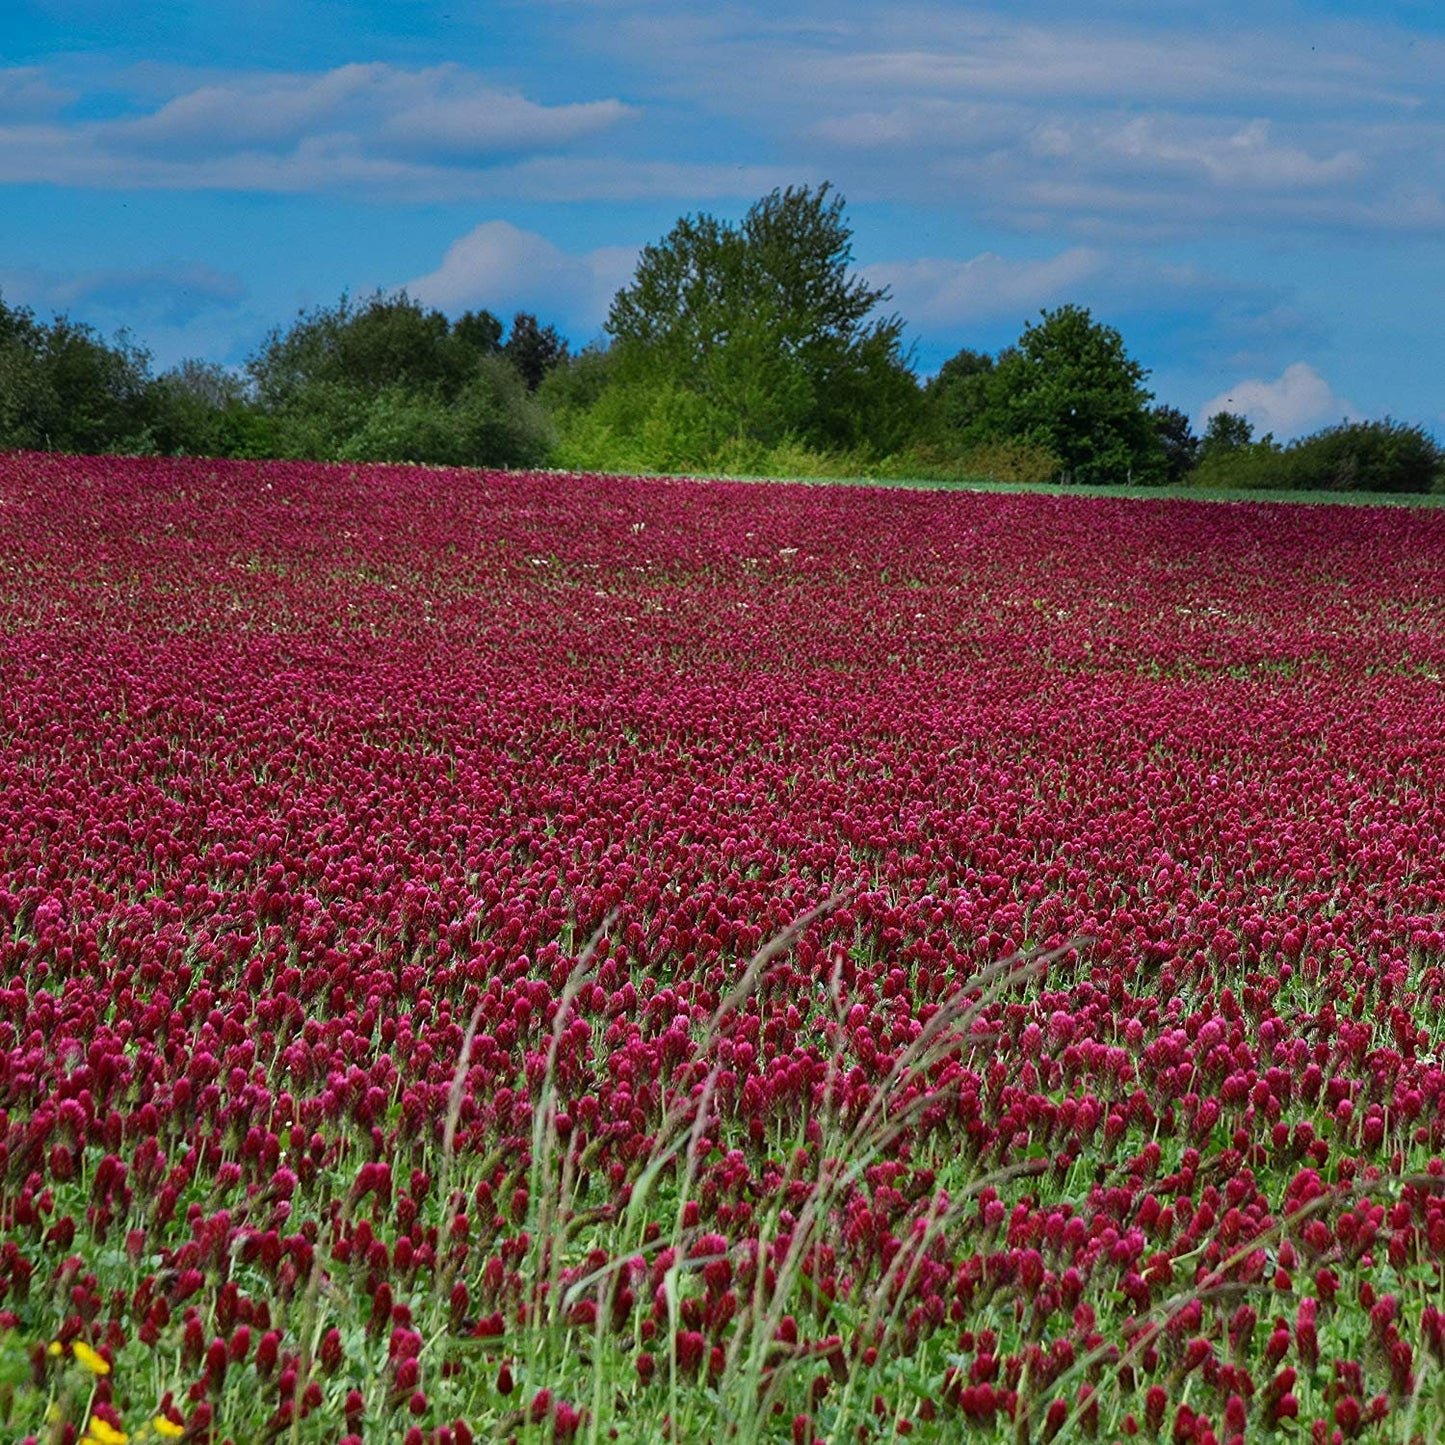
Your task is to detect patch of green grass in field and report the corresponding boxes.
[650,467,1445,507]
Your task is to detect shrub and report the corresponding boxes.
[956,437,1064,484]
[247,291,474,409]
[268,380,372,461]
[145,360,263,459]
[874,438,1061,486]
[547,379,728,475]
[450,354,556,468]
[1192,418,1442,494]
[1282,418,1441,494]
[1190,436,1289,490]
[263,358,551,470]
[0,294,154,454]
[537,342,618,416]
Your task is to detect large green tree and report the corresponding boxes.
[988,305,1165,484]
[604,183,919,458]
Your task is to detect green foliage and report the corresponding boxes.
[1190,412,1280,488]
[606,209,730,371]
[1192,417,1441,493]
[1285,417,1441,493]
[502,311,569,391]
[247,291,477,409]
[0,322,53,450]
[546,365,920,484]
[951,436,1064,484]
[918,348,1065,482]
[1150,403,1200,483]
[918,315,1166,486]
[1190,434,1288,490]
[536,342,617,416]
[269,358,553,470]
[145,359,262,458]
[5,231,1441,495]
[453,355,557,468]
[330,387,467,466]
[246,292,552,468]
[0,291,154,454]
[452,307,505,356]
[813,322,923,456]
[920,347,998,451]
[547,377,726,475]
[1200,409,1255,457]
[602,183,919,465]
[986,305,1167,485]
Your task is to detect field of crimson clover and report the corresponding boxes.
[3,452,1445,1444]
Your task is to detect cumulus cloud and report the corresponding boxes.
[1198,363,1357,439]
[406,221,637,330]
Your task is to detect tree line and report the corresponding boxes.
[2,183,1439,493]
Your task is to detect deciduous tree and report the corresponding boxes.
[605,183,918,458]
[987,305,1165,485]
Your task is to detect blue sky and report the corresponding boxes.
[3,0,1442,439]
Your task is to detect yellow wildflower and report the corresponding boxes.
[81,1417,128,1445]
[152,1418,186,1440]
[47,1339,64,1356]
[72,1339,111,1376]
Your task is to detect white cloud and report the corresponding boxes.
[470,156,787,204]
[0,123,782,201]
[0,63,640,199]
[0,56,787,205]
[1198,362,1356,439]
[597,5,1445,240]
[108,63,633,161]
[0,67,73,119]
[111,66,381,155]
[808,98,1015,151]
[807,104,1386,235]
[406,221,637,329]
[1,261,246,325]
[797,22,1428,110]
[380,93,632,161]
[865,248,1107,327]
[627,4,1444,117]
[1089,116,1362,190]
[6,16,1443,241]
